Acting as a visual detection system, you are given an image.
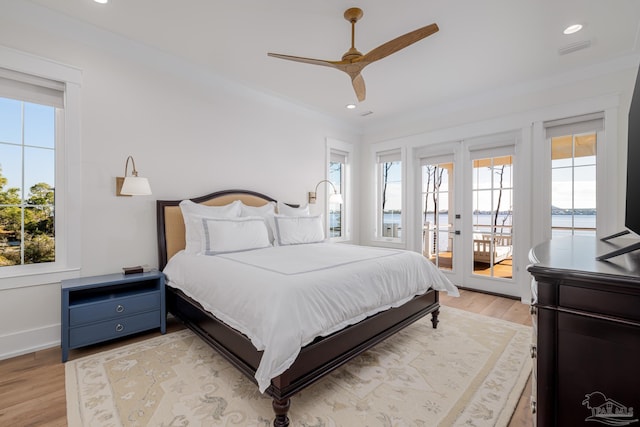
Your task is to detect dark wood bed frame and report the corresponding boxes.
[157,189,440,427]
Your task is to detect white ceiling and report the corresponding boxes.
[27,0,640,127]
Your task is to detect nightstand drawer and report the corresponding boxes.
[69,310,161,348]
[69,291,161,326]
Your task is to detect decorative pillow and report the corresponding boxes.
[200,216,271,255]
[273,214,325,246]
[240,201,276,243]
[277,201,310,216]
[180,199,241,254]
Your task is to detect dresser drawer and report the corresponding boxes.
[559,285,640,322]
[69,291,160,326]
[69,310,161,348]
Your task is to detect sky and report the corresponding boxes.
[0,97,55,199]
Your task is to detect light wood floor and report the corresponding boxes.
[0,289,533,426]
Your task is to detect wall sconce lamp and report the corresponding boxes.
[308,180,343,204]
[116,156,152,197]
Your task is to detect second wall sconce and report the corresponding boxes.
[309,179,343,204]
[116,155,152,197]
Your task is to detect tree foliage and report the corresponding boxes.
[0,166,55,266]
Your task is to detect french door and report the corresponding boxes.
[419,141,518,297]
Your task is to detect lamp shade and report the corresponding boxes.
[120,176,152,196]
[329,193,344,204]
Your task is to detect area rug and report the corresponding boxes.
[65,307,532,427]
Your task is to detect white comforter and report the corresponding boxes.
[163,243,458,393]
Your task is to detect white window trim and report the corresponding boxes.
[326,138,354,242]
[536,109,617,242]
[0,46,82,290]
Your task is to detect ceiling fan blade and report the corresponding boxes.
[352,73,366,102]
[267,52,339,69]
[360,23,439,64]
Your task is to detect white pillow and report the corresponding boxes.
[240,201,276,243]
[273,214,325,246]
[240,201,276,217]
[200,216,271,255]
[180,199,241,254]
[277,201,310,216]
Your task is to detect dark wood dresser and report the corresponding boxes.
[528,236,640,426]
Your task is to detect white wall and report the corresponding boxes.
[0,1,360,359]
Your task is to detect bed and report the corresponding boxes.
[157,189,458,426]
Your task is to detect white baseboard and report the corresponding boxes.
[0,323,60,360]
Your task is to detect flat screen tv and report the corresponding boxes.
[598,64,640,260]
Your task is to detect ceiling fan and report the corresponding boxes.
[268,7,439,102]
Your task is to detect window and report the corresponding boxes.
[328,149,347,239]
[0,98,56,266]
[377,149,402,241]
[326,139,353,241]
[0,72,61,267]
[0,47,82,287]
[545,113,602,238]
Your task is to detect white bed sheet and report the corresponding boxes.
[163,242,458,393]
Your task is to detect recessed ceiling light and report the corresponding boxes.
[563,24,583,35]
[94,0,108,4]
[346,104,357,109]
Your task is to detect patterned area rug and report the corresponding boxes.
[65,307,532,427]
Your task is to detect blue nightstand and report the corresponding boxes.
[61,270,166,362]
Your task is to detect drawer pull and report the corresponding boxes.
[115,323,124,332]
[530,344,537,359]
[116,304,125,313]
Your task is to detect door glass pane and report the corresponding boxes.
[328,161,343,238]
[421,162,453,271]
[551,133,597,237]
[381,161,402,239]
[472,156,513,279]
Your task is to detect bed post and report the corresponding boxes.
[430,291,440,328]
[272,398,290,427]
[431,308,440,328]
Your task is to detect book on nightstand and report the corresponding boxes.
[123,266,144,275]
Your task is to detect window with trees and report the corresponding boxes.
[377,149,402,241]
[0,49,81,287]
[0,98,56,267]
[0,66,64,268]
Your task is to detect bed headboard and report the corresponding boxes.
[156,189,278,270]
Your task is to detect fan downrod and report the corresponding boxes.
[342,8,364,61]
